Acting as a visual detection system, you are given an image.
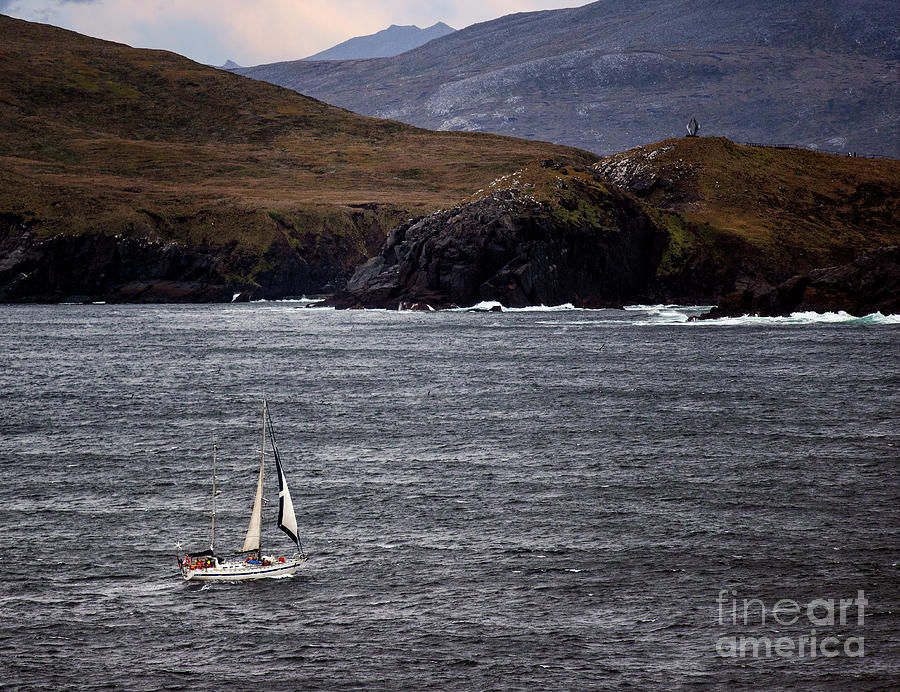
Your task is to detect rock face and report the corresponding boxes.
[700,247,900,318]
[0,230,231,303]
[0,202,395,303]
[328,187,668,309]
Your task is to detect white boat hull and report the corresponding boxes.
[181,555,305,582]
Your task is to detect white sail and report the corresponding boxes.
[242,458,264,552]
[242,401,267,553]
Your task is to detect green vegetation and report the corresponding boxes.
[651,211,698,281]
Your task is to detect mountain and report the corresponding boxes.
[218,59,242,69]
[304,22,455,60]
[0,15,591,302]
[234,0,900,157]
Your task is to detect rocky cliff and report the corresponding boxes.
[700,246,900,318]
[328,161,750,309]
[0,224,230,303]
[0,204,395,303]
[330,190,661,309]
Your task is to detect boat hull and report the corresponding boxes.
[181,556,305,582]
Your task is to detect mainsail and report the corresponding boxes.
[242,401,267,553]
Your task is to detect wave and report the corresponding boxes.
[692,311,900,326]
[620,305,898,326]
[452,301,582,312]
[240,298,897,325]
[619,304,711,324]
[623,304,711,311]
[247,296,324,305]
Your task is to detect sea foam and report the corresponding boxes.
[693,311,900,326]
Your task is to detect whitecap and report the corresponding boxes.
[623,303,697,311]
[695,310,900,326]
[624,304,711,324]
[453,301,582,312]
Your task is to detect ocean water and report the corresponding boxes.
[0,303,897,690]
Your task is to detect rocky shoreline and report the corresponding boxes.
[697,246,900,318]
[3,139,897,315]
[4,205,897,317]
[0,231,231,303]
[0,220,364,304]
[324,186,668,310]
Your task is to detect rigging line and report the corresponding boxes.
[265,405,281,462]
[210,442,218,553]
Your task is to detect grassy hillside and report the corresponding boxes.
[0,15,594,295]
[599,137,900,284]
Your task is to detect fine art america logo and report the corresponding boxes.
[715,590,867,658]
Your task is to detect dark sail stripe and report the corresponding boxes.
[266,407,303,553]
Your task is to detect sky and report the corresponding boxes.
[0,0,586,66]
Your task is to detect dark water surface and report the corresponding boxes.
[0,304,897,690]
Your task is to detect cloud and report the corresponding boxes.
[4,0,586,65]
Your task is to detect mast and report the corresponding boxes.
[261,399,267,492]
[241,399,266,556]
[259,399,266,558]
[210,443,218,553]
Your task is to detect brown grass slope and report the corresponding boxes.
[0,15,594,298]
[598,137,900,296]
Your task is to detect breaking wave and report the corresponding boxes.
[246,299,897,325]
[455,301,582,312]
[689,310,900,326]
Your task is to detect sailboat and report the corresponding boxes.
[177,400,307,581]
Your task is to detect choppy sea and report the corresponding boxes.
[0,303,897,690]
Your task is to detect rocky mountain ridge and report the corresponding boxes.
[233,0,900,157]
[304,22,455,60]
